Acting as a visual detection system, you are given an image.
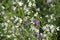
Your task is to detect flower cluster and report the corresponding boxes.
[0,0,59,40]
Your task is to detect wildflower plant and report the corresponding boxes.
[0,0,60,40]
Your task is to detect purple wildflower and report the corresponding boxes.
[21,27,24,30]
[39,33,44,38]
[34,19,40,25]
[25,21,28,26]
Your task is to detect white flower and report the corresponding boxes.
[10,16,14,20]
[4,22,8,27]
[14,38,17,40]
[47,0,52,3]
[36,8,40,11]
[12,2,16,4]
[13,6,16,11]
[44,34,47,37]
[50,25,54,29]
[42,26,46,30]
[40,17,42,19]
[56,27,60,31]
[50,14,54,19]
[7,35,11,38]
[28,0,29,2]
[12,26,15,33]
[1,11,5,15]
[7,20,10,23]
[30,26,35,30]
[14,17,19,23]
[18,1,23,6]
[30,17,34,24]
[48,19,51,22]
[53,18,56,21]
[35,29,39,33]
[28,2,32,7]
[45,15,49,17]
[2,6,5,9]
[12,34,16,37]
[34,12,38,17]
[32,2,36,7]
[50,4,55,7]
[19,18,22,23]
[15,26,19,28]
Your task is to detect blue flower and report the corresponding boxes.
[25,21,28,26]
[39,33,44,38]
[34,19,40,25]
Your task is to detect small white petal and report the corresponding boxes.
[18,1,23,6]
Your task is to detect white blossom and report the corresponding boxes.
[45,15,49,17]
[10,16,14,20]
[56,27,60,31]
[48,19,51,22]
[19,18,22,23]
[13,6,16,11]
[18,1,23,6]
[47,0,52,3]
[7,35,11,38]
[32,2,36,7]
[28,2,32,7]
[36,8,40,11]
[2,6,5,9]
[34,12,38,17]
[14,17,19,23]
[7,20,10,23]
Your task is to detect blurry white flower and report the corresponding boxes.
[12,34,16,37]
[13,6,16,11]
[40,17,42,19]
[50,25,54,29]
[47,0,52,3]
[36,8,40,11]
[33,0,35,2]
[3,27,7,31]
[2,6,5,9]
[48,19,51,22]
[53,18,56,21]
[12,2,16,4]
[51,28,54,33]
[50,14,54,19]
[7,35,11,38]
[18,1,23,6]
[10,16,14,20]
[14,38,17,40]
[24,5,27,10]
[30,26,35,30]
[1,11,5,15]
[7,20,10,23]
[14,17,19,23]
[34,12,38,17]
[4,16,7,19]
[28,38,30,40]
[8,30,12,33]
[50,4,55,7]
[44,34,47,37]
[15,26,19,28]
[28,0,29,2]
[19,18,22,23]
[56,27,60,31]
[35,29,39,33]
[4,22,8,27]
[28,2,32,7]
[32,2,36,7]
[30,17,34,24]
[45,15,48,17]
[12,26,15,33]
